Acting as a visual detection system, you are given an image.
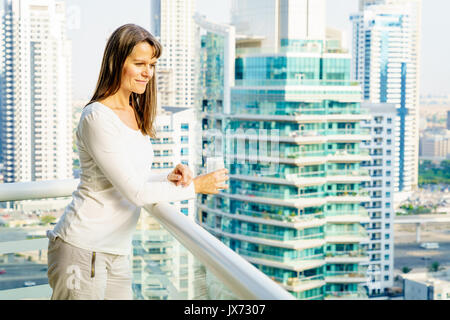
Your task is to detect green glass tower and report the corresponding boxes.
[196,1,372,300]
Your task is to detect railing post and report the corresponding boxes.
[416,222,421,243]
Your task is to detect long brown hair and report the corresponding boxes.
[86,24,162,138]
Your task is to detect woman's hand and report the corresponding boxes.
[193,168,229,194]
[167,164,193,187]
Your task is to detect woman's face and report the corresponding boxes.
[121,41,158,95]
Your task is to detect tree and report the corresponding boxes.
[402,266,412,274]
[432,204,438,214]
[40,215,56,225]
[441,160,450,172]
[429,261,440,272]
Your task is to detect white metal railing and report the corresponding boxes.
[0,180,295,300]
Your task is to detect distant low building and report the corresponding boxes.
[447,111,450,130]
[403,270,450,300]
[419,130,450,161]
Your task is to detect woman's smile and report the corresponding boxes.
[135,79,148,85]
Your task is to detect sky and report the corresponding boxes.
[66,0,449,100]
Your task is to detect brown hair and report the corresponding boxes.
[86,24,162,138]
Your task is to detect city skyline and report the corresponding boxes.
[0,0,73,183]
[65,0,448,100]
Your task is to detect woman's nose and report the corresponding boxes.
[142,67,153,78]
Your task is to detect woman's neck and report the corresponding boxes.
[100,89,132,111]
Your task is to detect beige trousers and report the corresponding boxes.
[47,236,133,300]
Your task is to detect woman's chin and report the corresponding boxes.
[132,88,147,95]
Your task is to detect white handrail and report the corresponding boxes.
[149,202,294,299]
[0,179,295,300]
[0,179,79,202]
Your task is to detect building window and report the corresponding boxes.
[387,118,392,124]
[181,136,189,144]
[384,255,389,260]
[384,265,389,271]
[181,123,189,131]
[181,148,189,156]
[385,233,390,239]
[384,275,389,281]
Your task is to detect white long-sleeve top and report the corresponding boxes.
[52,102,196,255]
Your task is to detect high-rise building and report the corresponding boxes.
[0,0,73,183]
[350,0,422,197]
[360,102,396,295]
[230,0,326,52]
[150,0,197,108]
[196,1,373,300]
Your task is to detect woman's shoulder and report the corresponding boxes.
[81,102,116,122]
[83,101,108,115]
[79,102,121,133]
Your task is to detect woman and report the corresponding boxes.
[46,24,229,300]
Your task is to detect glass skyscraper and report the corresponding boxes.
[351,0,422,197]
[196,1,372,300]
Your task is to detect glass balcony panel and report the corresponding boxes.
[133,213,240,300]
[236,248,324,263]
[222,226,323,242]
[0,241,50,300]
[235,208,323,223]
[0,208,241,300]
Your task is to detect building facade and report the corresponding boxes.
[196,1,372,300]
[0,0,73,183]
[360,102,396,295]
[419,130,450,161]
[403,270,450,300]
[447,111,450,131]
[151,106,198,217]
[351,0,422,196]
[150,0,197,109]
